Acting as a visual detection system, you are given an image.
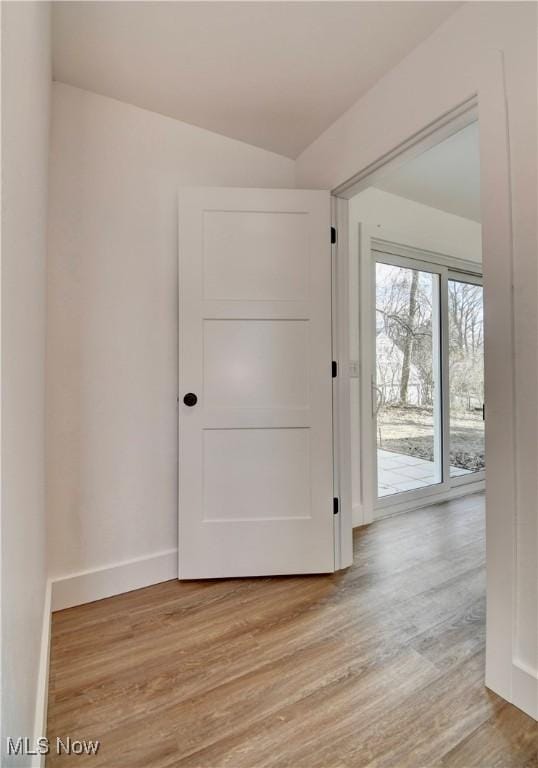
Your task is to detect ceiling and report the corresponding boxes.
[374,121,481,222]
[52,1,460,158]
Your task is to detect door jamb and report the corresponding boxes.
[331,196,353,569]
[331,97,480,538]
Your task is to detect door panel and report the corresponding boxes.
[203,210,310,301]
[448,278,485,477]
[362,240,484,518]
[202,428,311,522]
[374,260,442,498]
[178,188,334,579]
[203,319,309,409]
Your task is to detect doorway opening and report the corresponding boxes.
[330,61,523,713]
[336,104,486,522]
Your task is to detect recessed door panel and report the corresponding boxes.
[203,210,310,301]
[203,428,311,522]
[203,319,309,409]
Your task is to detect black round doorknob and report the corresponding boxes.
[183,393,198,407]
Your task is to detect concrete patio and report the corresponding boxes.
[378,449,471,497]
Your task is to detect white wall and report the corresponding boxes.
[347,187,482,526]
[297,2,537,718]
[1,2,51,762]
[46,84,295,596]
[349,187,482,264]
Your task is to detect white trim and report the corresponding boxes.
[512,660,538,720]
[333,96,478,200]
[371,237,482,277]
[478,50,518,707]
[32,580,52,768]
[357,223,376,525]
[51,549,178,611]
[332,196,353,569]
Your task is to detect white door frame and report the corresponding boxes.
[331,197,353,569]
[329,50,532,716]
[332,97,482,527]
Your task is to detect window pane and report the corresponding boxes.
[448,280,485,476]
[375,262,442,498]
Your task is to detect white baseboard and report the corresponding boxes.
[51,549,178,612]
[512,659,538,720]
[25,552,177,766]
[32,580,52,768]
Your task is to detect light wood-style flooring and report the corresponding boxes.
[47,493,538,767]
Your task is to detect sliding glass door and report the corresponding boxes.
[375,261,442,497]
[447,275,485,480]
[373,248,484,508]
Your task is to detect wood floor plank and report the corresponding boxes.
[47,492,538,767]
[441,703,538,767]
[171,647,442,768]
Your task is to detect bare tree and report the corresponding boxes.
[448,281,484,410]
[399,269,419,404]
[376,265,433,407]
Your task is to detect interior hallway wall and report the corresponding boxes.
[1,2,51,762]
[46,84,295,596]
[296,1,537,718]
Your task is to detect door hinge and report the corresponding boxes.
[332,360,337,378]
[331,226,337,244]
[333,497,339,515]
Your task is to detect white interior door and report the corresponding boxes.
[178,187,336,578]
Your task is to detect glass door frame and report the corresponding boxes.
[445,269,485,490]
[370,240,485,515]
